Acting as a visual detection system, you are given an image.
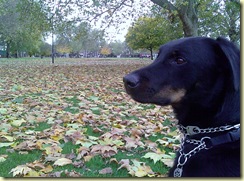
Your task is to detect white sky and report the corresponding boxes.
[45,0,151,44]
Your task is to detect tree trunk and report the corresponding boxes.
[149,47,153,60]
[150,0,198,37]
[178,0,198,37]
[6,41,10,58]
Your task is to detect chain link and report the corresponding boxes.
[174,123,240,177]
[179,123,240,136]
[174,136,210,177]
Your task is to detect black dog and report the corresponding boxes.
[123,37,240,177]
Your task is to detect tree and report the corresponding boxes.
[0,0,50,58]
[109,41,126,56]
[73,0,240,41]
[54,22,106,57]
[198,0,240,45]
[150,0,198,36]
[39,42,51,57]
[100,46,111,57]
[125,16,182,60]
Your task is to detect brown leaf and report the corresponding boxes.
[99,167,113,175]
[118,159,130,170]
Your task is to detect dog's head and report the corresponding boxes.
[123,37,240,107]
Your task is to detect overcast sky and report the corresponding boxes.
[46,0,152,44]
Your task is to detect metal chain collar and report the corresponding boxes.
[178,123,240,136]
[173,136,210,177]
[174,123,240,177]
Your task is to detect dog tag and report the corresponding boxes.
[174,168,183,177]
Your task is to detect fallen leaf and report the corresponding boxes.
[99,167,113,175]
[10,165,33,177]
[0,142,14,148]
[11,119,26,127]
[54,158,72,166]
[40,165,53,173]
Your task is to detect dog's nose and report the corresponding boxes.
[123,74,140,88]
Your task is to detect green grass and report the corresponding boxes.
[34,122,52,131]
[0,150,42,177]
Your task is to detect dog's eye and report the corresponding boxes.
[175,58,186,65]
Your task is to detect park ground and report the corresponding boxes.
[0,58,180,177]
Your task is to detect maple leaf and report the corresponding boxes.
[118,159,130,170]
[10,165,33,177]
[14,140,36,151]
[44,145,63,155]
[91,144,117,158]
[27,161,45,170]
[124,136,144,150]
[129,159,155,177]
[53,158,72,166]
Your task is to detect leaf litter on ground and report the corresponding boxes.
[0,58,180,177]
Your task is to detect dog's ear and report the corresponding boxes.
[216,37,240,91]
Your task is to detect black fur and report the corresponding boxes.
[123,37,240,177]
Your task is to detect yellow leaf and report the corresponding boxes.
[50,135,63,141]
[25,170,40,177]
[44,145,62,155]
[53,158,72,166]
[84,155,93,162]
[134,167,148,177]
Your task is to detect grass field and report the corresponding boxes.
[0,57,180,177]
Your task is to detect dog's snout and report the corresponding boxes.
[123,74,140,89]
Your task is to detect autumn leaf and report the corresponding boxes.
[25,170,40,177]
[130,159,155,177]
[10,165,33,177]
[90,145,117,158]
[143,152,166,164]
[53,158,72,166]
[99,167,113,175]
[0,59,178,177]
[11,119,26,127]
[40,165,53,173]
[118,159,130,170]
[0,155,8,163]
[0,142,14,148]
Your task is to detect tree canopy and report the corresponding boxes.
[126,16,182,59]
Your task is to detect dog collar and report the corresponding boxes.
[178,123,240,136]
[174,124,240,177]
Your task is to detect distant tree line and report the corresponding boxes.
[0,0,240,60]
